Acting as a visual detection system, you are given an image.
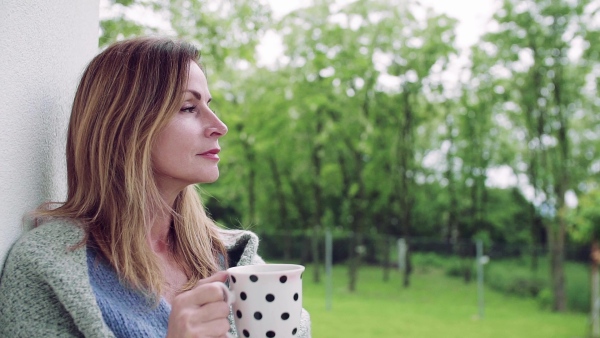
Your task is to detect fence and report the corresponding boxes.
[252,228,592,316]
[253,229,589,266]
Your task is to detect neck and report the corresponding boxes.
[150,181,185,253]
[149,212,172,253]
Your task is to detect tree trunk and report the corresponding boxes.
[550,44,568,312]
[444,103,458,245]
[268,157,290,260]
[548,221,567,311]
[530,209,541,272]
[383,236,391,282]
[403,245,412,287]
[242,140,256,225]
[311,109,324,283]
[398,86,414,288]
[348,232,363,292]
[590,241,600,338]
[311,226,321,283]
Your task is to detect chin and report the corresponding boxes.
[197,172,220,184]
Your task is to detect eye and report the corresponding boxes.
[181,105,197,113]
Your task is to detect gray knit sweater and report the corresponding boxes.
[0,220,311,337]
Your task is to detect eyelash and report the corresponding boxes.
[181,105,217,116]
[181,105,197,113]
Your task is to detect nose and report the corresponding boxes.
[205,111,228,138]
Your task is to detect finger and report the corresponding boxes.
[196,301,231,323]
[173,272,230,309]
[196,272,233,304]
[216,282,235,305]
[192,318,231,337]
[196,271,229,286]
[174,282,226,309]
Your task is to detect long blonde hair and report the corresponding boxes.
[37,36,227,297]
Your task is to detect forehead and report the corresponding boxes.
[186,61,209,94]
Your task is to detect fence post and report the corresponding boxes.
[397,238,407,273]
[325,229,333,311]
[591,242,600,337]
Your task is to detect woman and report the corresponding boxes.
[0,37,310,337]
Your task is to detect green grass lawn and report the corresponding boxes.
[301,264,588,337]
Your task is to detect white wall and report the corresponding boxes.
[0,1,99,266]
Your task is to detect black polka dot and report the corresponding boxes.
[236,310,242,319]
[243,329,250,337]
[293,293,299,301]
[254,311,263,320]
[281,312,290,320]
[241,292,247,300]
[279,275,287,283]
[266,294,275,302]
[292,328,298,335]
[250,275,258,282]
[267,331,276,337]
[231,276,237,283]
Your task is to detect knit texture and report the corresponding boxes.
[87,246,171,338]
[0,219,311,337]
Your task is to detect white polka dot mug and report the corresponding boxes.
[227,264,305,338]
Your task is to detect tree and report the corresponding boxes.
[569,188,600,336]
[482,0,593,311]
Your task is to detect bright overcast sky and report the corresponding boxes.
[416,0,496,47]
[267,0,496,47]
[258,0,497,68]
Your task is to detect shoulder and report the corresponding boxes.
[2,218,85,278]
[9,218,84,259]
[0,219,111,337]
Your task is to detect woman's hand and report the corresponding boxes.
[166,271,233,338]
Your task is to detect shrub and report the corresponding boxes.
[537,288,553,310]
[485,263,547,297]
[411,253,591,313]
[413,252,448,269]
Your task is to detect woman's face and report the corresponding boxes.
[152,61,228,194]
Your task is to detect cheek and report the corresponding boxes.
[152,132,180,170]
[154,123,185,155]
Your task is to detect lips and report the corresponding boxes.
[198,148,220,160]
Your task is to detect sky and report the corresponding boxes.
[258,0,497,65]
[267,0,497,48]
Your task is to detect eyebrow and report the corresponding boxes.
[185,90,211,103]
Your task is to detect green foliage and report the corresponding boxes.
[98,0,600,296]
[537,288,553,310]
[484,257,590,313]
[412,252,450,270]
[411,252,590,313]
[487,269,547,298]
[568,188,600,244]
[444,259,475,281]
[99,16,149,47]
